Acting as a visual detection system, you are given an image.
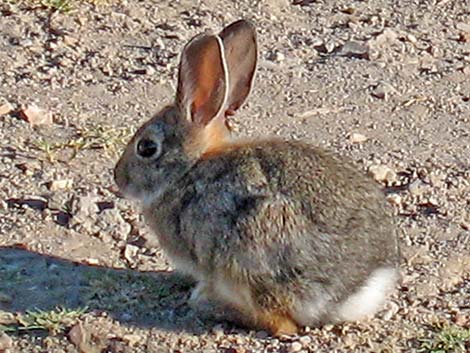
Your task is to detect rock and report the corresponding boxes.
[68,322,86,348]
[415,281,438,297]
[96,208,131,241]
[288,341,303,352]
[456,22,470,32]
[145,66,156,75]
[453,312,469,327]
[406,33,418,44]
[368,165,397,184]
[292,0,316,5]
[16,160,41,175]
[340,7,356,15]
[338,41,370,60]
[369,28,399,47]
[420,53,438,73]
[20,105,53,125]
[68,322,101,353]
[387,194,402,206]
[255,330,269,339]
[70,195,100,233]
[0,102,14,116]
[267,51,285,63]
[124,244,139,262]
[122,333,143,347]
[63,35,79,46]
[438,257,469,290]
[458,32,470,43]
[85,258,99,265]
[0,311,16,325]
[59,57,74,68]
[349,132,368,144]
[49,178,74,191]
[408,180,426,196]
[381,301,399,321]
[371,82,396,100]
[299,335,312,347]
[10,196,48,211]
[325,41,337,53]
[71,195,100,222]
[0,332,12,351]
[311,38,327,53]
[275,52,285,62]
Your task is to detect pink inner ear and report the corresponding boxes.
[189,40,226,125]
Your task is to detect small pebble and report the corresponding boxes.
[299,335,312,347]
[0,102,14,116]
[49,178,74,191]
[20,105,53,125]
[124,244,140,262]
[0,332,13,351]
[338,41,370,60]
[349,132,368,144]
[387,194,402,206]
[371,82,396,100]
[122,333,143,347]
[255,330,269,339]
[288,341,303,352]
[368,165,397,184]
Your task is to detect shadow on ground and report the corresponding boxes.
[0,246,204,333]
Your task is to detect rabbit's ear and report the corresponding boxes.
[219,20,257,115]
[176,34,228,125]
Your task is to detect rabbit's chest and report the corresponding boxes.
[143,187,216,272]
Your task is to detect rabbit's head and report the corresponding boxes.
[114,20,257,204]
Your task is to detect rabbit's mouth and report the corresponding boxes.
[115,181,164,209]
[116,183,144,202]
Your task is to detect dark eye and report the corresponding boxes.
[136,139,160,159]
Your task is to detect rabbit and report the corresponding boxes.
[114,19,400,336]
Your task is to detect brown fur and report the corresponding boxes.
[184,117,231,158]
[255,310,299,336]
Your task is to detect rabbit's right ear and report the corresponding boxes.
[176,34,228,126]
[219,20,257,116]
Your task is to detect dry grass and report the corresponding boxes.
[418,324,470,353]
[33,124,134,162]
[0,307,87,334]
[6,0,112,13]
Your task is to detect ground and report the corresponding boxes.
[0,0,469,352]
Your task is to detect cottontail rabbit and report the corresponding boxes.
[114,20,400,336]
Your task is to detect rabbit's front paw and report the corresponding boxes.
[189,281,211,307]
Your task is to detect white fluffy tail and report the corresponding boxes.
[291,267,398,327]
[335,267,398,322]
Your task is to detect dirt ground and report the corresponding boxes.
[0,0,469,352]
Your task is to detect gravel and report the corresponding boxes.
[0,0,469,352]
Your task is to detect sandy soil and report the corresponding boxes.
[0,0,469,352]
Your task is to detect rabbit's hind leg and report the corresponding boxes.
[212,278,299,336]
[254,309,299,337]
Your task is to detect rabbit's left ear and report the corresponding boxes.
[176,34,228,125]
[219,20,257,116]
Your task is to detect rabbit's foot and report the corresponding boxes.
[256,310,299,337]
[189,281,211,307]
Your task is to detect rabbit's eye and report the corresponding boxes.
[136,139,160,159]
